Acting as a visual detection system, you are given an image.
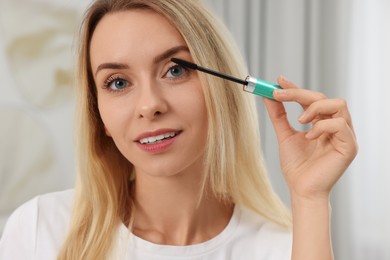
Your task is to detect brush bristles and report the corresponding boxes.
[171,58,198,70]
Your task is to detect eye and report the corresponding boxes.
[165,64,188,79]
[104,76,129,91]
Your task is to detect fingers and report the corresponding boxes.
[299,98,354,130]
[267,76,356,141]
[306,117,358,160]
[274,76,327,108]
[273,76,354,127]
[263,97,296,142]
[306,118,349,140]
[264,76,330,142]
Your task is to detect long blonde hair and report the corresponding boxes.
[58,0,291,259]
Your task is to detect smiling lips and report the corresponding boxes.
[135,129,181,153]
[139,132,177,144]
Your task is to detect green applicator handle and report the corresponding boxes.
[170,58,282,100]
[244,76,282,100]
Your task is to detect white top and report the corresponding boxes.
[0,190,292,259]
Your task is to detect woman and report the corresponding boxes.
[0,0,358,259]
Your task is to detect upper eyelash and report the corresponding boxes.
[103,75,125,89]
[101,64,188,90]
[165,64,189,79]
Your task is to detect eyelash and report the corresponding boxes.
[164,64,190,80]
[101,64,189,91]
[103,75,128,92]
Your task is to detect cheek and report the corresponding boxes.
[98,103,114,136]
[178,88,208,129]
[192,88,208,123]
[97,96,132,138]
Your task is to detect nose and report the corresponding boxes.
[136,80,168,120]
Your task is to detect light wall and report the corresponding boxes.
[0,0,91,232]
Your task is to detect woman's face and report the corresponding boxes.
[90,10,208,178]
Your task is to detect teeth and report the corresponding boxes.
[139,132,177,144]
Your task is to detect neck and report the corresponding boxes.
[131,171,233,245]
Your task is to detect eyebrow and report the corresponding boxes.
[95,63,129,76]
[153,45,189,64]
[94,45,190,77]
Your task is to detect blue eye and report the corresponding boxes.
[104,76,128,91]
[110,79,127,89]
[166,65,187,78]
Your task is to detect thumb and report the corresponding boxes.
[263,93,295,142]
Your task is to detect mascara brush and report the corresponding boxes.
[171,58,281,100]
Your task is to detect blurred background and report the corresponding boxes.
[0,0,389,259]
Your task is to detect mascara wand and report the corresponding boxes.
[171,58,281,100]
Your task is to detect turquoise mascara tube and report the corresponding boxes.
[171,58,281,100]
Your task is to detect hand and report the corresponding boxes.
[263,76,358,201]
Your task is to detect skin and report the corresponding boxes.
[90,8,358,260]
[90,10,232,245]
[266,78,358,259]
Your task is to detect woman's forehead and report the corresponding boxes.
[89,10,186,69]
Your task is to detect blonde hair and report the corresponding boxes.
[58,0,291,259]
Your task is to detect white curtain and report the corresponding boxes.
[204,0,390,259]
[336,0,390,259]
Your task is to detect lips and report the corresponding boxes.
[135,129,181,153]
[139,132,178,144]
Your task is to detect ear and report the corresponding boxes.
[104,126,112,137]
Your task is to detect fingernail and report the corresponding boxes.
[279,75,289,83]
[305,130,316,139]
[274,89,287,95]
[305,131,313,139]
[298,112,306,122]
